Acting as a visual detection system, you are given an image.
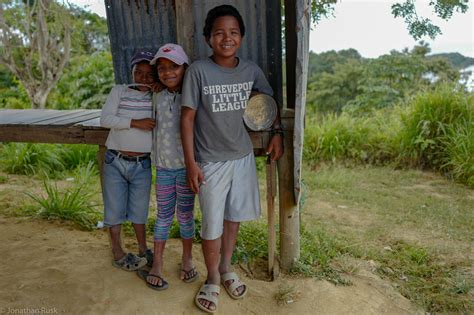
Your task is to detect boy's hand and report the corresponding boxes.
[130,118,156,130]
[266,134,284,161]
[187,162,205,194]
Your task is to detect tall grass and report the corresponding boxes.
[0,143,99,178]
[27,179,101,230]
[0,143,64,176]
[304,83,474,186]
[398,84,473,169]
[58,144,98,170]
[304,108,401,165]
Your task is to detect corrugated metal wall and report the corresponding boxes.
[105,0,282,104]
[105,0,176,85]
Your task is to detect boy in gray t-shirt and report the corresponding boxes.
[181,4,283,314]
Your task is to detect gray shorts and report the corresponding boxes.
[198,152,261,240]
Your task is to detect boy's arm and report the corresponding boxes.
[181,107,204,193]
[266,107,284,161]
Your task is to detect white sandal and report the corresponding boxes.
[221,272,247,299]
[195,282,220,313]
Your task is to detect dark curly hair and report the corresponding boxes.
[202,5,245,39]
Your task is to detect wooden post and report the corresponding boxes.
[97,145,107,192]
[266,157,277,277]
[278,115,299,271]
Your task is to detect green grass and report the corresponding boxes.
[23,164,102,230]
[304,83,474,186]
[0,152,472,312]
[0,143,64,177]
[302,164,474,313]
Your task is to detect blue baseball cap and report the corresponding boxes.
[130,50,154,67]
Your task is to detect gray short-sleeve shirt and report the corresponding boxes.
[181,57,273,163]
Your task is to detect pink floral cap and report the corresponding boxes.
[150,43,189,66]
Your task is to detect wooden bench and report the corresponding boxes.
[0,108,278,275]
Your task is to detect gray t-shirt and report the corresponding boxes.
[152,89,185,169]
[182,58,273,162]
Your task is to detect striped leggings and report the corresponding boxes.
[154,167,195,241]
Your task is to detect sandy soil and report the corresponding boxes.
[0,216,422,315]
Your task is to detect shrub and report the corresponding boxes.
[27,180,101,230]
[0,143,64,177]
[398,83,473,169]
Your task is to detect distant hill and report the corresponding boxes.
[428,53,474,69]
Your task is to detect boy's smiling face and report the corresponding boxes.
[208,15,242,62]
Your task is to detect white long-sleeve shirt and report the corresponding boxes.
[100,85,153,153]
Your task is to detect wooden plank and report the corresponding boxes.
[0,126,85,144]
[97,145,107,193]
[293,0,310,204]
[83,129,109,145]
[266,157,277,277]
[285,0,297,109]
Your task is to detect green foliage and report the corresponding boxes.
[48,51,115,109]
[0,143,64,177]
[307,44,461,114]
[57,144,98,170]
[310,0,470,40]
[304,83,473,186]
[232,221,269,264]
[0,71,30,109]
[310,0,337,24]
[0,143,101,178]
[391,0,469,40]
[68,4,110,54]
[398,83,473,170]
[377,240,473,313]
[27,180,101,230]
[429,52,474,70]
[441,123,474,186]
[304,109,400,165]
[291,226,352,285]
[307,59,364,113]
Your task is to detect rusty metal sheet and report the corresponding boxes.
[105,0,282,105]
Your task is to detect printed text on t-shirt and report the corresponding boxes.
[203,82,253,113]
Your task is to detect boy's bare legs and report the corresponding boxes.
[198,238,221,312]
[219,220,245,296]
[148,240,165,286]
[109,224,126,260]
[132,223,148,255]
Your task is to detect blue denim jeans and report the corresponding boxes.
[102,149,152,226]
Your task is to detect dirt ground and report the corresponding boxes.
[0,216,422,315]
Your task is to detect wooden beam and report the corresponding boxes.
[293,0,311,204]
[285,0,297,109]
[266,157,277,278]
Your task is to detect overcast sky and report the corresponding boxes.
[71,0,474,58]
